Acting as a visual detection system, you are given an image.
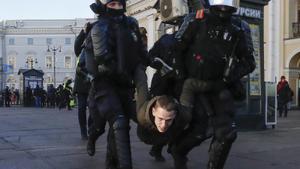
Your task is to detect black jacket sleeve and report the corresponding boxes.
[127,16,149,66]
[74,30,86,57]
[90,19,111,65]
[230,20,256,82]
[175,12,199,52]
[173,12,200,78]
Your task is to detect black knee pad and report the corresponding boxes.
[112,115,130,130]
[111,115,132,169]
[216,129,237,144]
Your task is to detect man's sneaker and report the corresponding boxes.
[87,139,96,156]
[149,149,166,162]
[172,153,188,169]
[81,134,88,141]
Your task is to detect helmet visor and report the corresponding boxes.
[209,0,239,10]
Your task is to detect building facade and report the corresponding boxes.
[264,0,300,106]
[0,19,96,92]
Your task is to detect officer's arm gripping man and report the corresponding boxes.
[229,20,256,83]
[174,12,200,77]
[74,29,86,57]
[175,12,200,52]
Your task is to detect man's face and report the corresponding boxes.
[152,107,176,133]
[106,1,123,10]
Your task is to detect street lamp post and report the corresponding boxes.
[26,58,38,69]
[47,46,61,87]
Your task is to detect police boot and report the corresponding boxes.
[171,134,207,169]
[86,129,102,156]
[149,144,166,162]
[172,152,188,169]
[111,116,132,169]
[207,131,237,169]
[106,127,118,169]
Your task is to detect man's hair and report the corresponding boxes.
[154,95,177,112]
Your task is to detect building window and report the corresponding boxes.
[6,75,17,87]
[65,56,72,69]
[27,38,34,45]
[46,56,52,69]
[45,74,53,83]
[65,38,71,45]
[46,38,52,45]
[8,38,15,45]
[8,56,16,69]
[26,56,35,69]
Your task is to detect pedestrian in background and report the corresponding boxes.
[33,85,42,107]
[73,22,93,140]
[4,86,11,107]
[277,75,293,117]
[63,79,73,111]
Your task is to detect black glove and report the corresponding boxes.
[228,80,246,101]
[152,57,174,77]
[150,57,163,70]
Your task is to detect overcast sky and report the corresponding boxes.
[0,0,96,20]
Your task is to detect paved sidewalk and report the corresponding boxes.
[0,107,299,169]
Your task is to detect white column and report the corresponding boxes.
[267,0,280,82]
[274,0,281,80]
[146,14,157,87]
[269,0,276,81]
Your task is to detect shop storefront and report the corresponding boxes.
[234,0,270,129]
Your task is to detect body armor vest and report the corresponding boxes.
[85,16,141,85]
[185,15,241,81]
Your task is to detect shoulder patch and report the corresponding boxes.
[196,9,205,20]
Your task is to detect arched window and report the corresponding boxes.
[64,56,72,69]
[45,74,53,84]
[45,55,53,69]
[8,55,16,69]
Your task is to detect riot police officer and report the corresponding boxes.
[84,0,146,169]
[170,0,256,169]
[73,22,94,140]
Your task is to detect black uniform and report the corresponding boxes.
[148,33,183,100]
[73,27,93,140]
[171,10,256,169]
[85,2,146,168]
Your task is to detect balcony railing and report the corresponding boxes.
[292,22,300,38]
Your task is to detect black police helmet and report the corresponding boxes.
[99,0,126,9]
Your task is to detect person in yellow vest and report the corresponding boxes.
[63,79,73,110]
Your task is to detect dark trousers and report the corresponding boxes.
[172,90,236,169]
[88,81,134,169]
[5,97,10,107]
[279,103,288,117]
[77,93,92,137]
